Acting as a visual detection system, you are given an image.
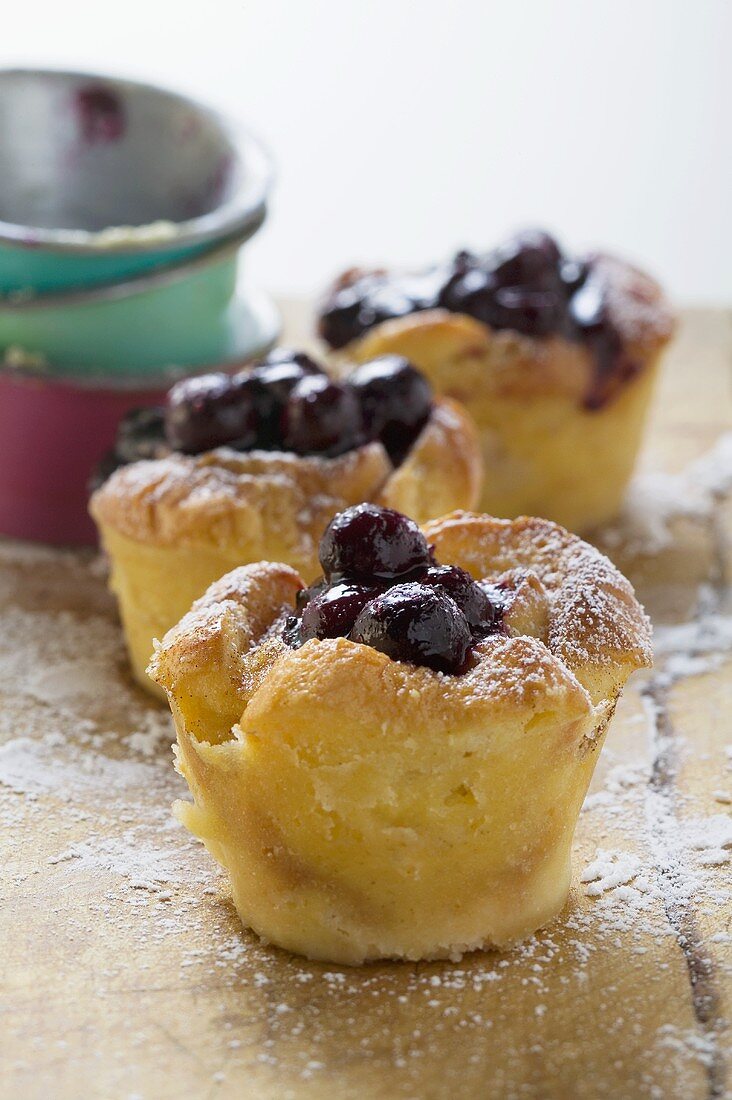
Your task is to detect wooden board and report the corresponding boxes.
[1,307,731,1100]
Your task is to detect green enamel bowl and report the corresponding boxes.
[0,236,280,376]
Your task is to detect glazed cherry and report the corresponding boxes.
[488,229,563,289]
[300,581,382,642]
[246,352,324,445]
[491,286,566,337]
[115,406,166,464]
[280,375,363,457]
[439,266,499,327]
[296,578,327,612]
[260,348,323,375]
[570,278,627,409]
[319,503,433,582]
[164,373,259,454]
[349,356,432,463]
[421,565,501,635]
[317,284,365,350]
[350,583,472,674]
[560,258,589,295]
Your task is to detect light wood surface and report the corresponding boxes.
[1,307,730,1100]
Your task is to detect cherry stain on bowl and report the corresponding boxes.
[75,84,127,144]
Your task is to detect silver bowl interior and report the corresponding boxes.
[0,69,270,247]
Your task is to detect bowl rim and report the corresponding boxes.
[0,287,281,384]
[0,232,248,311]
[0,67,273,254]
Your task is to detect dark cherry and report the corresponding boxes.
[442,267,565,337]
[114,406,166,464]
[490,285,567,337]
[420,565,501,635]
[439,266,502,326]
[319,503,433,582]
[570,279,632,409]
[317,283,366,350]
[488,229,563,289]
[318,269,443,350]
[296,578,327,612]
[245,352,324,445]
[90,406,167,490]
[164,373,258,454]
[451,249,479,275]
[560,258,589,295]
[349,355,432,463]
[350,583,472,674]
[257,347,324,376]
[281,614,302,648]
[280,375,363,457]
[300,581,382,642]
[478,580,512,616]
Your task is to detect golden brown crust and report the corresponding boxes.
[90,441,391,553]
[423,512,653,700]
[90,397,481,554]
[150,561,301,744]
[151,513,651,726]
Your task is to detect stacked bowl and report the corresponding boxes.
[0,69,279,543]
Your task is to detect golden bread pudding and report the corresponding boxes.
[319,231,675,532]
[90,351,480,695]
[149,503,651,964]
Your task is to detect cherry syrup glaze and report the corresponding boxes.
[317,230,632,410]
[98,350,434,482]
[283,504,503,674]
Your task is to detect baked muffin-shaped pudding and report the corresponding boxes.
[319,230,675,532]
[90,351,480,695]
[149,504,651,964]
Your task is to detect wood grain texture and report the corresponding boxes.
[1,307,730,1100]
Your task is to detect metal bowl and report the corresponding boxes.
[0,68,272,293]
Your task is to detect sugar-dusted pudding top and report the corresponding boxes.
[96,348,435,488]
[318,230,674,409]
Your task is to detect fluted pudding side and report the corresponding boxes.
[149,514,651,964]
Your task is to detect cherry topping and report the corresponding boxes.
[350,583,472,674]
[282,506,505,673]
[349,355,432,464]
[281,375,363,457]
[420,565,500,635]
[300,581,382,642]
[319,503,433,582]
[296,578,327,612]
[317,231,634,410]
[491,286,567,337]
[114,406,166,464]
[165,373,258,454]
[246,352,324,446]
[488,229,563,289]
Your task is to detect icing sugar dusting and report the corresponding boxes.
[603,431,732,554]
[2,428,732,1092]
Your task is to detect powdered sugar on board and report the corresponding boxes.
[598,424,730,554]
[601,431,732,555]
[2,428,732,1098]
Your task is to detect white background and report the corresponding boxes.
[4,0,732,303]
